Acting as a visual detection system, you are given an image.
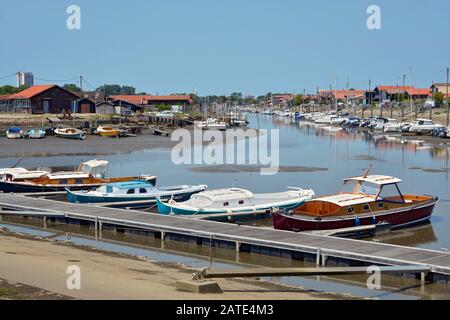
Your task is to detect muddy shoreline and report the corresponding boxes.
[0,227,357,300]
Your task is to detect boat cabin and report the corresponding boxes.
[189,188,253,208]
[293,175,432,217]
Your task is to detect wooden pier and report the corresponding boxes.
[1,193,450,282]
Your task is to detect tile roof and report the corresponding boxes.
[1,85,55,100]
[0,84,80,100]
[377,86,431,96]
[109,95,192,105]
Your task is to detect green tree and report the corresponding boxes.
[293,94,303,106]
[63,83,82,93]
[433,92,444,106]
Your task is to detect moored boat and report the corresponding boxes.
[0,159,157,193]
[54,127,86,140]
[157,187,315,216]
[196,118,227,131]
[67,181,207,204]
[272,174,438,232]
[26,128,46,139]
[6,127,24,139]
[97,126,120,138]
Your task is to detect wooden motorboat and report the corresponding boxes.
[26,129,46,139]
[273,174,438,232]
[54,127,86,140]
[67,181,207,204]
[157,187,315,216]
[6,127,24,139]
[0,159,157,193]
[97,126,120,138]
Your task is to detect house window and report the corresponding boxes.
[127,189,135,194]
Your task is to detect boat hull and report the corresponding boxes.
[99,131,120,137]
[0,181,101,193]
[6,132,23,139]
[67,188,204,204]
[157,198,307,216]
[272,200,438,232]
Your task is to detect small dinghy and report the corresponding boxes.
[6,127,24,139]
[67,180,208,205]
[26,129,46,139]
[156,187,315,216]
[54,127,86,140]
[97,126,120,138]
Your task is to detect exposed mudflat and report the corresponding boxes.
[188,165,328,173]
[0,134,175,159]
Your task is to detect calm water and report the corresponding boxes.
[1,114,448,250]
[1,114,450,299]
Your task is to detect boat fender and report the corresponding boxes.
[355,217,361,226]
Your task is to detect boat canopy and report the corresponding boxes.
[192,188,253,202]
[8,127,22,133]
[108,180,153,190]
[313,193,376,207]
[80,160,109,177]
[344,175,402,186]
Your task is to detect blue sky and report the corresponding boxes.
[0,0,449,95]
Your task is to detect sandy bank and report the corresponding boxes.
[0,232,356,300]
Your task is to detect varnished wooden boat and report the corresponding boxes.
[273,174,438,232]
[0,172,157,193]
[0,159,157,193]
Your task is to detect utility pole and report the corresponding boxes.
[346,77,350,115]
[80,75,83,92]
[402,74,406,121]
[369,79,373,118]
[334,74,338,113]
[409,67,414,121]
[447,67,449,126]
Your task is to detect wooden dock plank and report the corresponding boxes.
[1,193,450,275]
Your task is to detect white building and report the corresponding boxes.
[17,72,34,87]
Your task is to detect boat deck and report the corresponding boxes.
[1,193,450,278]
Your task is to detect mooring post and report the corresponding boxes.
[161,231,166,249]
[316,248,321,266]
[235,241,240,253]
[43,216,47,229]
[94,217,98,241]
[321,254,327,266]
[99,221,103,239]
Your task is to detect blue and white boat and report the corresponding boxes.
[26,129,46,139]
[156,187,315,216]
[67,180,208,205]
[6,127,24,139]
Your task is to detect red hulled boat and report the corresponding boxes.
[273,174,438,232]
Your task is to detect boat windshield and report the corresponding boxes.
[340,180,379,197]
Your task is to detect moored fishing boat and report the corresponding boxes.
[196,118,227,131]
[0,160,157,193]
[6,127,24,139]
[54,127,86,140]
[272,173,438,232]
[67,181,207,204]
[156,187,315,216]
[26,128,46,139]
[97,126,120,138]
